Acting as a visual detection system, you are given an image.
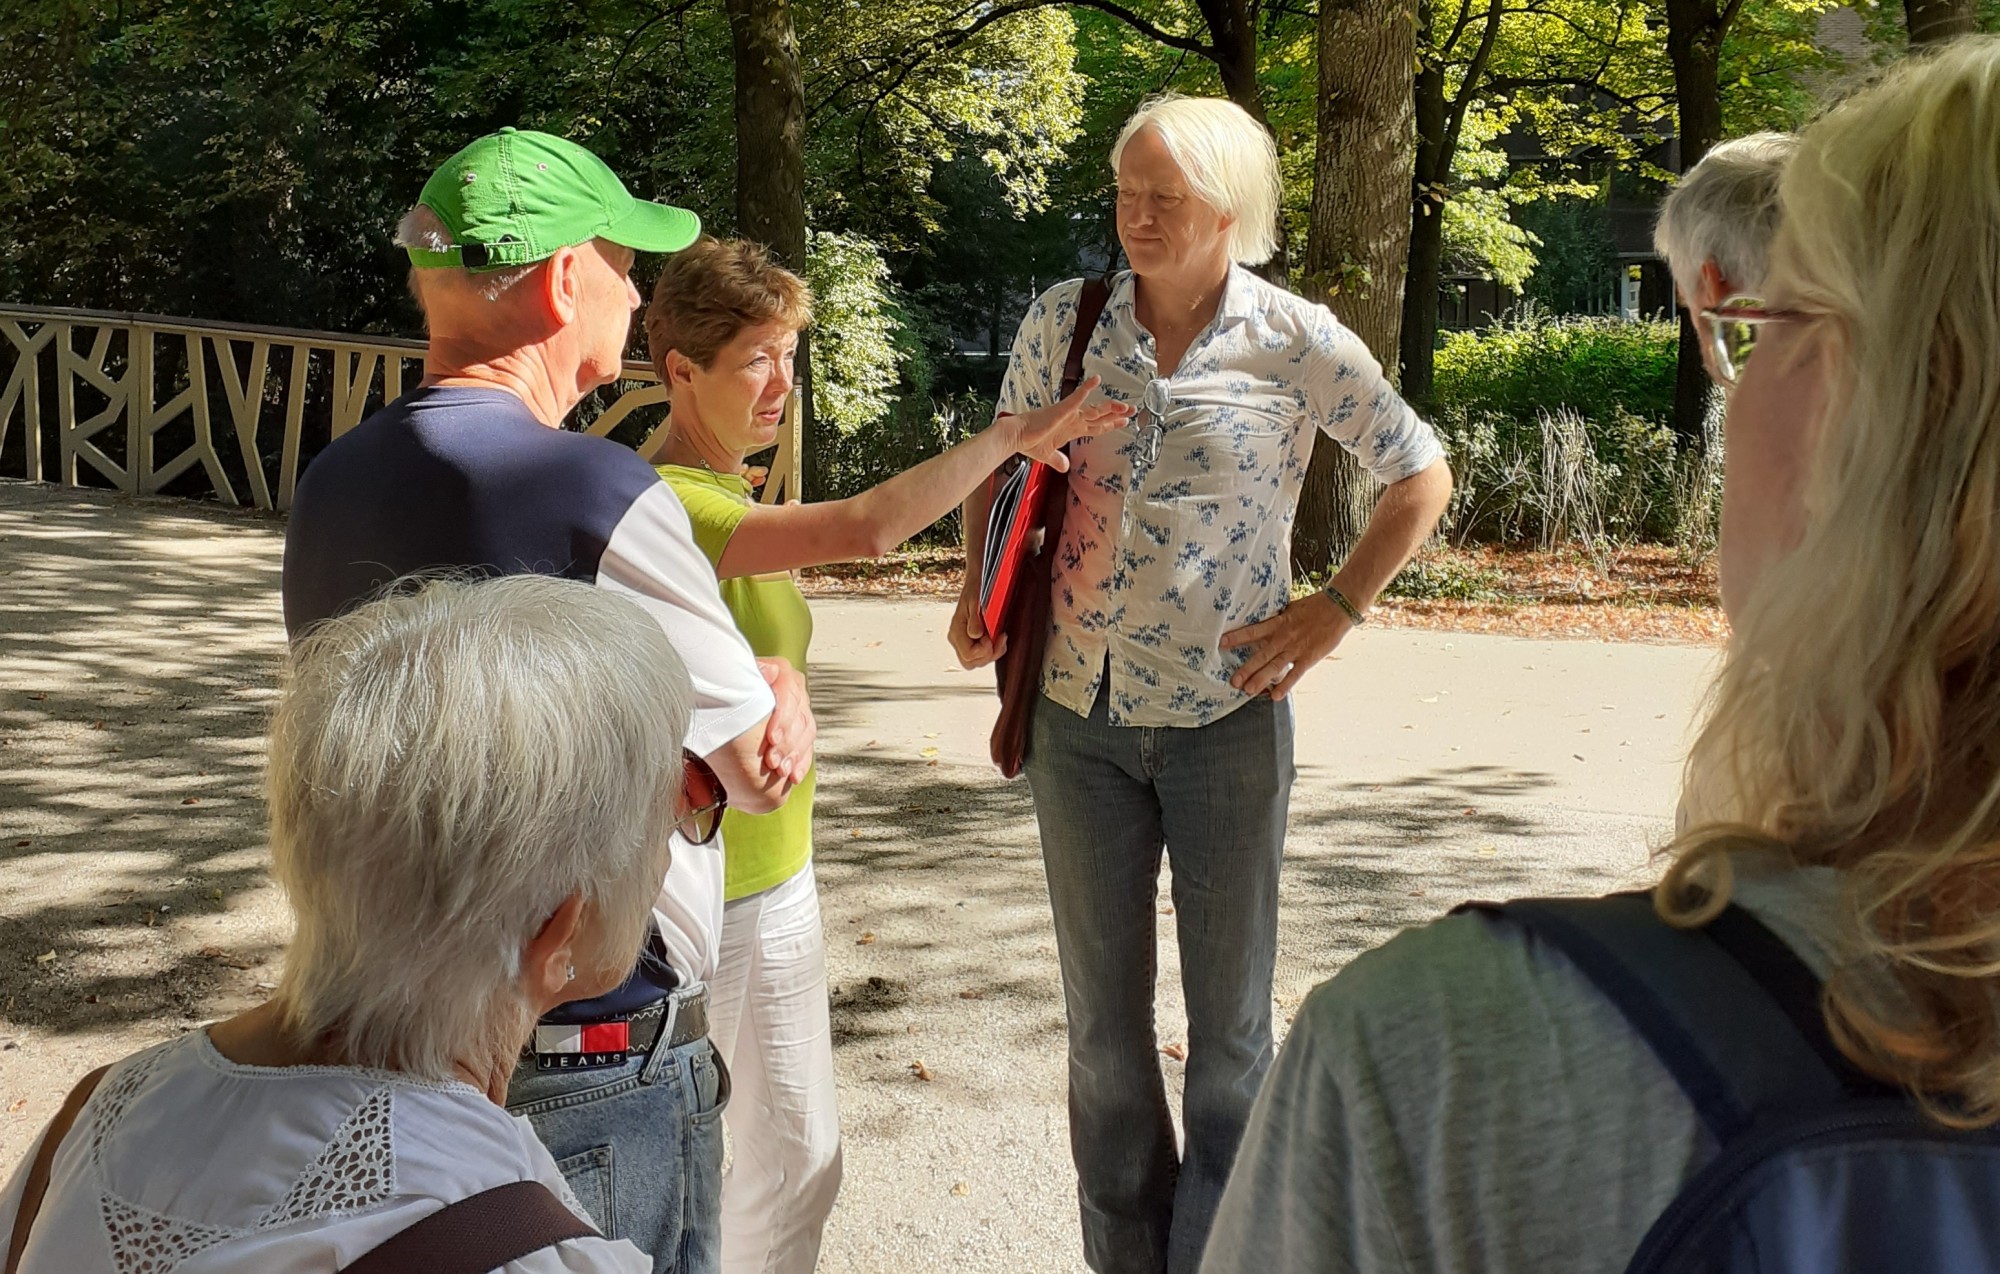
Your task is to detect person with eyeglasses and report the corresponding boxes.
[951,94,1452,1274]
[280,130,816,1274]
[1203,43,2000,1274]
[1653,132,1803,617]
[640,235,1126,1274]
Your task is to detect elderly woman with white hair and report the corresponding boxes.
[1654,131,1801,617]
[2,575,714,1272]
[1204,39,2000,1274]
[950,94,1452,1274]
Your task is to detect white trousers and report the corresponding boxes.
[712,861,843,1274]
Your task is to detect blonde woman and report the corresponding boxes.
[3,575,705,1272]
[1204,41,2000,1274]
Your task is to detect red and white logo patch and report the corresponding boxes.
[533,1019,631,1070]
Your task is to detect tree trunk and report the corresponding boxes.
[1663,0,1726,451]
[1398,9,1448,407]
[1194,0,1290,283]
[1296,0,1420,575]
[1905,0,1977,43]
[726,0,817,494]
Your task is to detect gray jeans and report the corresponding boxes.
[1026,685,1294,1274]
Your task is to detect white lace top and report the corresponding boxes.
[0,1032,648,1273]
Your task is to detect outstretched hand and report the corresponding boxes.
[1009,375,1134,472]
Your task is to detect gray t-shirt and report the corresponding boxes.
[1201,868,1846,1274]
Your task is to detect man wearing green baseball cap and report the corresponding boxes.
[283,127,818,1274]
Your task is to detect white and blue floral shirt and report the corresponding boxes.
[996,268,1443,728]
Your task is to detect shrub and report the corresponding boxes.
[1429,314,1718,550]
[1432,311,1678,428]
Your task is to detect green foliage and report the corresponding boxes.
[1428,316,1718,546]
[1434,313,1678,428]
[1383,556,1508,602]
[1514,194,1619,314]
[804,230,903,433]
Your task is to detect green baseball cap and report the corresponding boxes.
[407,127,701,272]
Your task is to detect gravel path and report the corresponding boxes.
[0,480,1718,1270]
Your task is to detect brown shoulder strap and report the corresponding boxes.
[341,1180,598,1274]
[1059,276,1114,400]
[5,1065,109,1274]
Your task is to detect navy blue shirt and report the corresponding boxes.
[283,385,773,1008]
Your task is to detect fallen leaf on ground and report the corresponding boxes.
[181,797,199,805]
[849,829,862,839]
[951,1181,970,1197]
[857,932,876,945]
[909,1060,934,1081]
[920,747,940,758]
[1161,1043,1187,1062]
[1478,846,1499,857]
[6,1099,25,1113]
[197,946,253,970]
[959,989,984,1000]
[33,951,55,964]
[865,641,882,648]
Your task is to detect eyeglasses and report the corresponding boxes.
[677,750,727,846]
[1697,296,1815,388]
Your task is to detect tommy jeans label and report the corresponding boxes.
[534,1019,631,1071]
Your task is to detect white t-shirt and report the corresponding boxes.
[0,1032,649,1273]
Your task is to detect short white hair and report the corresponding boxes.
[1654,132,1800,295]
[268,574,692,1080]
[395,205,539,302]
[1111,94,1281,266]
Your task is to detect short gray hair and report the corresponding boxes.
[1112,95,1282,266]
[395,205,540,301]
[268,574,692,1080]
[1654,132,1800,295]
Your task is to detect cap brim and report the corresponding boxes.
[604,199,701,255]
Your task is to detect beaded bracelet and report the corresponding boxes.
[1322,582,1367,627]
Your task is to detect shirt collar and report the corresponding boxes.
[1110,265,1260,332]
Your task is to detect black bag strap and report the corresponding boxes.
[341,1180,598,1274]
[1459,892,1892,1143]
[1060,276,1113,400]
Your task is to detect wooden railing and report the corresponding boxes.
[0,303,801,510]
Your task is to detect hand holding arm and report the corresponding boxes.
[756,657,815,785]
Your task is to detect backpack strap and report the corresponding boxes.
[340,1180,598,1274]
[1459,892,1889,1143]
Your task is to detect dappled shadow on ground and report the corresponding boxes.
[1,482,288,1037]
[804,662,1639,1109]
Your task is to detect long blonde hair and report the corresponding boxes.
[1663,38,2000,1126]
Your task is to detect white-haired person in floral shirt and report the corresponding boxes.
[950,94,1452,1274]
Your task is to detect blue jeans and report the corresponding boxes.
[1026,686,1294,1274]
[507,984,731,1274]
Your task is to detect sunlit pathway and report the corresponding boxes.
[0,480,1717,1271]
